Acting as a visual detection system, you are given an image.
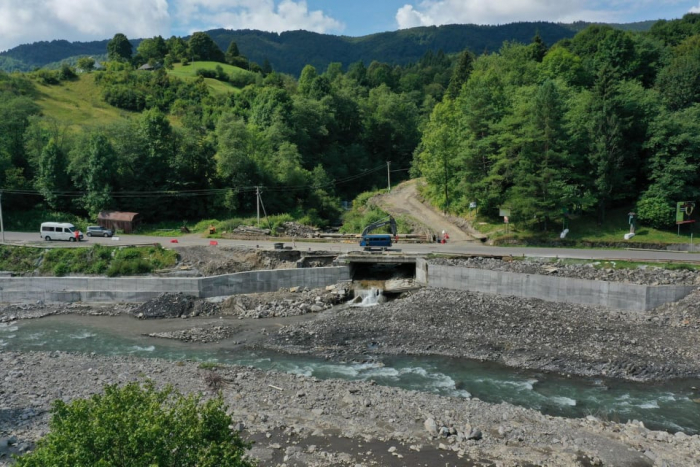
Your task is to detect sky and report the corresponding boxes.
[1,0,700,53]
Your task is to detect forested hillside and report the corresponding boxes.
[0,21,650,75]
[204,22,577,75]
[415,14,700,230]
[0,14,699,233]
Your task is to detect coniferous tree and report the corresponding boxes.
[446,49,475,99]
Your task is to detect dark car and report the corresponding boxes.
[86,225,114,237]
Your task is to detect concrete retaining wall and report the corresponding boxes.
[0,266,351,303]
[418,260,694,311]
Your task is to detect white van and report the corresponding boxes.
[40,222,84,242]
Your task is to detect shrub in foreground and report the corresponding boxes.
[15,381,257,467]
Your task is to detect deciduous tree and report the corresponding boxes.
[106,33,132,62]
[14,382,255,467]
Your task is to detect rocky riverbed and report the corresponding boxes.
[268,286,700,382]
[2,351,699,467]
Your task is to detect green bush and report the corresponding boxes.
[117,249,142,260]
[52,263,69,277]
[32,69,60,85]
[636,196,675,229]
[195,68,219,79]
[14,381,256,467]
[0,246,42,273]
[106,258,150,277]
[88,260,109,275]
[102,84,146,111]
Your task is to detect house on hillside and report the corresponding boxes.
[138,63,162,71]
[97,211,141,234]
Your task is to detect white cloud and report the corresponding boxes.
[0,0,342,53]
[172,0,344,34]
[395,0,687,28]
[691,2,700,13]
[0,0,170,52]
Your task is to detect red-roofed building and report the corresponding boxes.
[97,211,141,234]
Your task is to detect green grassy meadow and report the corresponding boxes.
[34,74,127,130]
[167,62,256,94]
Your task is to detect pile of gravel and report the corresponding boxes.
[430,257,700,285]
[277,222,318,238]
[132,293,221,319]
[222,285,349,319]
[145,324,240,343]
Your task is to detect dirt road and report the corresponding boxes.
[374,178,478,243]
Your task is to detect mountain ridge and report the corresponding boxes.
[0,20,656,75]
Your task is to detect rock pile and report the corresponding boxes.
[430,256,700,285]
[146,324,240,343]
[132,293,221,319]
[221,285,349,319]
[231,225,271,236]
[277,222,318,238]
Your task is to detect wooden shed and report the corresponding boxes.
[97,211,141,234]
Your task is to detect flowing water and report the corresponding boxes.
[1,316,699,435]
[351,287,386,307]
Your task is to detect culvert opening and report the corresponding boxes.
[349,262,417,304]
[351,262,415,281]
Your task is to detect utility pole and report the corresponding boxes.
[256,186,260,227]
[0,191,4,243]
[387,161,391,193]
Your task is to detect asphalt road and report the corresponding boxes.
[3,230,699,263]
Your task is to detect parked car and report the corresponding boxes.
[40,222,83,241]
[86,225,114,237]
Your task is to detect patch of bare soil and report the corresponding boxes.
[175,246,303,276]
[373,179,480,243]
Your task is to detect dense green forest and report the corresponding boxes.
[415,13,700,230]
[1,14,699,232]
[0,21,654,75]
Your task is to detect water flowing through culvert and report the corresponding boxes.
[351,287,386,307]
[2,316,699,435]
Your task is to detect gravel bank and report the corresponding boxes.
[430,257,700,286]
[269,287,700,382]
[2,351,699,467]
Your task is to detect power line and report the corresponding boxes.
[0,164,411,199]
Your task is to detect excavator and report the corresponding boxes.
[359,216,397,251]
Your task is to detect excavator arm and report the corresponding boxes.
[361,216,397,237]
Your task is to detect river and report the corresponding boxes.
[1,315,698,435]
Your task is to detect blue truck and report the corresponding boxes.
[359,216,397,251]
